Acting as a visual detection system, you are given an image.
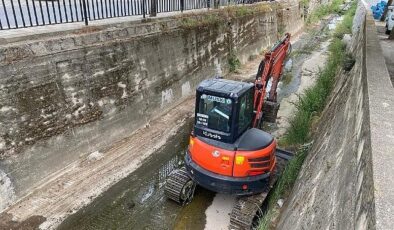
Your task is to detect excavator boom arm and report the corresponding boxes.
[252,33,291,128]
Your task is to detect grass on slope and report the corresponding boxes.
[257,1,357,229]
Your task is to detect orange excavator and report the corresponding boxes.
[165,33,292,229]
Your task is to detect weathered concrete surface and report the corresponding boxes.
[0,97,194,229]
[277,3,394,230]
[0,2,306,208]
[0,169,15,211]
[364,13,394,230]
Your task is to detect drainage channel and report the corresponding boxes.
[59,17,334,230]
[58,118,215,230]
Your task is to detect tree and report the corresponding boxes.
[381,0,393,21]
[390,28,394,40]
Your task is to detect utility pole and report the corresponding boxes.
[381,0,393,21]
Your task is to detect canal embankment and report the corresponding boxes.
[272,1,394,229]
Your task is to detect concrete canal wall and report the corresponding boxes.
[277,3,394,230]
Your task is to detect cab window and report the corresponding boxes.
[197,94,232,133]
[238,90,253,134]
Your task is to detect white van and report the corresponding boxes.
[386,5,394,34]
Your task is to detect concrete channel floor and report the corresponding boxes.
[375,21,394,86]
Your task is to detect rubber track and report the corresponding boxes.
[164,167,191,205]
[229,156,289,230]
[229,192,268,230]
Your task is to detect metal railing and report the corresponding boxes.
[0,0,262,30]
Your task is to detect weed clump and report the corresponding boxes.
[180,14,223,30]
[333,2,357,38]
[228,52,241,72]
[283,38,346,146]
[307,0,344,24]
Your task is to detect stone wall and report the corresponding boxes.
[278,2,394,229]
[0,2,304,206]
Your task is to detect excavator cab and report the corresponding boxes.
[194,78,255,144]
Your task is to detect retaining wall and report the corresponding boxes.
[277,3,394,230]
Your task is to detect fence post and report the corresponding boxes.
[82,0,89,25]
[214,0,219,9]
[180,0,184,12]
[150,0,157,16]
[143,0,146,18]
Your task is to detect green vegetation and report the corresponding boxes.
[258,145,309,230]
[333,2,357,38]
[281,72,293,85]
[258,2,357,229]
[307,0,344,24]
[229,5,255,17]
[283,38,345,145]
[228,52,241,72]
[179,3,273,30]
[180,14,223,30]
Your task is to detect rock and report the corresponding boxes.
[0,170,15,212]
[342,34,352,48]
[328,23,336,31]
[277,199,284,208]
[87,151,104,161]
[285,59,293,72]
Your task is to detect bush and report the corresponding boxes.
[334,2,357,38]
[307,0,344,24]
[282,37,345,146]
[228,53,241,72]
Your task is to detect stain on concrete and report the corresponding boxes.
[0,213,45,230]
[0,169,15,212]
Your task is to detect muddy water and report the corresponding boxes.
[59,119,215,230]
